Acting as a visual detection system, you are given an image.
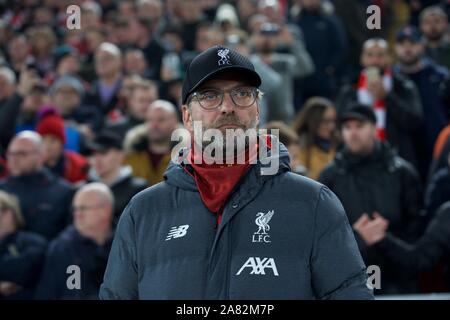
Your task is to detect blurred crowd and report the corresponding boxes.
[0,0,450,299]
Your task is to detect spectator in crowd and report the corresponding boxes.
[83,42,123,118]
[354,200,450,291]
[227,31,281,125]
[26,26,57,76]
[6,34,31,75]
[14,84,50,136]
[0,191,47,299]
[319,105,424,294]
[291,97,339,180]
[36,110,89,184]
[394,26,449,181]
[123,47,150,78]
[105,79,158,142]
[50,75,104,141]
[53,45,81,79]
[0,67,40,152]
[123,100,179,186]
[236,0,259,31]
[250,20,314,121]
[0,131,74,240]
[127,16,166,79]
[86,131,147,223]
[289,0,347,100]
[35,183,114,299]
[336,38,423,169]
[419,5,450,69]
[265,120,306,175]
[177,0,209,52]
[333,0,370,81]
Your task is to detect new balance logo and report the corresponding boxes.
[236,257,279,276]
[165,225,189,241]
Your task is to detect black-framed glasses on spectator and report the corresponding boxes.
[188,86,259,110]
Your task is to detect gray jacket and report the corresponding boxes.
[99,139,373,299]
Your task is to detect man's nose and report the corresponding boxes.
[219,93,235,114]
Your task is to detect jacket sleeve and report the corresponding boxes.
[0,234,47,287]
[374,203,450,275]
[99,201,139,299]
[385,78,423,132]
[311,186,374,300]
[34,241,68,299]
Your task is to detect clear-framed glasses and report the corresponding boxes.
[188,86,259,110]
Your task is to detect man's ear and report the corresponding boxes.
[182,104,193,131]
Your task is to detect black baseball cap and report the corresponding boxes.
[182,45,262,104]
[396,26,422,43]
[85,131,122,154]
[339,104,377,125]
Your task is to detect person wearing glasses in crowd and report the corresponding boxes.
[0,131,74,241]
[35,183,114,299]
[100,45,374,300]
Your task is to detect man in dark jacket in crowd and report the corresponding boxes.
[354,201,450,292]
[35,183,114,299]
[0,131,74,240]
[0,190,47,299]
[420,5,450,69]
[319,104,424,295]
[394,26,449,181]
[99,45,374,300]
[336,38,423,169]
[86,131,147,224]
[0,66,40,152]
[289,0,347,100]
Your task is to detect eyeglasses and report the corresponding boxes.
[6,150,36,158]
[188,86,259,110]
[71,204,105,214]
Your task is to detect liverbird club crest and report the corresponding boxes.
[217,48,231,66]
[252,210,274,243]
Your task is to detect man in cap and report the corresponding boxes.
[319,104,424,295]
[100,45,373,299]
[85,131,147,224]
[394,25,449,182]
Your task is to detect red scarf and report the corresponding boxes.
[184,142,258,227]
[357,69,392,141]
